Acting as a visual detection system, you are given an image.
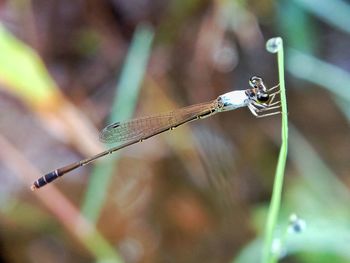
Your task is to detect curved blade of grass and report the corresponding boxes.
[287,48,350,102]
[287,48,350,123]
[262,37,288,263]
[81,24,154,223]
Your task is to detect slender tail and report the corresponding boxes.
[31,170,60,190]
[31,162,81,190]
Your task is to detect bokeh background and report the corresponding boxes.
[0,0,350,262]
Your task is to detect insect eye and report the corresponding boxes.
[257,92,269,102]
[249,76,263,87]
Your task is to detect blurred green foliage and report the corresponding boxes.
[0,25,57,108]
[0,0,349,262]
[81,24,154,223]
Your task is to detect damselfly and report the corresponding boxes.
[31,76,281,190]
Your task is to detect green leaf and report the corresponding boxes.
[0,24,58,108]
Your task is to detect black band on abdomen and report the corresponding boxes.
[34,170,59,188]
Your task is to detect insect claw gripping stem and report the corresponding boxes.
[255,111,281,118]
[268,101,281,107]
[247,80,282,118]
[267,84,280,92]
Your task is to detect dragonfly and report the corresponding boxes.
[31,76,281,190]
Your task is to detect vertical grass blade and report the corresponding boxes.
[293,0,350,34]
[262,37,288,263]
[81,24,154,223]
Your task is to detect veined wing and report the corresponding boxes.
[99,100,218,144]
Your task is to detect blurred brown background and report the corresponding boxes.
[0,0,350,262]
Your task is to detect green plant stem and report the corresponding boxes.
[81,24,154,223]
[262,38,288,263]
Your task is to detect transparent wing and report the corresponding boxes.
[99,100,218,144]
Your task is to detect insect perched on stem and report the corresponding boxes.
[31,76,281,190]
